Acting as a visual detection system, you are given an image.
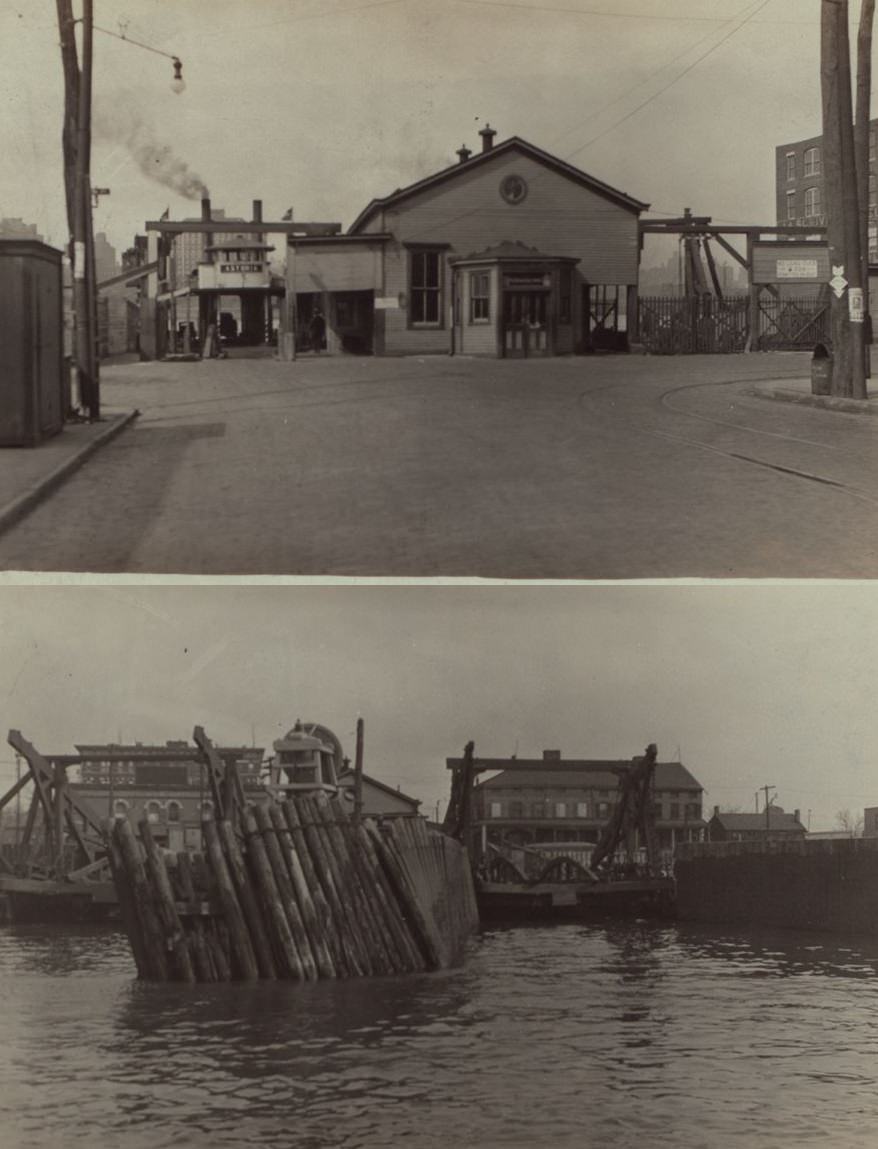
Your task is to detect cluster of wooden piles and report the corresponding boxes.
[106,791,478,983]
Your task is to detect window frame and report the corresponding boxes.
[786,190,797,222]
[785,151,796,181]
[804,146,821,177]
[804,185,822,219]
[469,270,490,324]
[407,247,444,328]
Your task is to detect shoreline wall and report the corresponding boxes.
[675,838,878,934]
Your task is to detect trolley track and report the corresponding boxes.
[576,372,878,506]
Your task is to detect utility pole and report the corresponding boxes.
[761,784,776,835]
[821,0,867,398]
[59,0,99,421]
[855,0,875,378]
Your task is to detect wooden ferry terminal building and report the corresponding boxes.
[287,126,649,358]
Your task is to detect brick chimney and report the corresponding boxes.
[713,805,719,817]
[542,749,561,761]
[457,144,472,164]
[252,199,263,223]
[201,196,211,221]
[479,123,496,153]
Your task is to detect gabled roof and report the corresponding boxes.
[349,136,650,234]
[712,808,804,831]
[451,240,579,265]
[450,759,701,791]
[337,768,421,808]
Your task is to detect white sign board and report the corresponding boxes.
[849,286,865,323]
[777,259,818,280]
[374,296,400,310]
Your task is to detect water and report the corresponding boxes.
[3,921,878,1149]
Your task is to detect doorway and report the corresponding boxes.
[502,290,550,357]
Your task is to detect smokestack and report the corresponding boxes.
[479,123,496,153]
[252,199,263,223]
[201,196,212,221]
[713,805,719,817]
[457,144,472,164]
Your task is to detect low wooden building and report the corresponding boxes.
[708,806,806,843]
[288,126,648,358]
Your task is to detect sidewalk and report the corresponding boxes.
[746,375,878,415]
[0,408,139,537]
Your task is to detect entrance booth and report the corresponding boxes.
[195,236,280,348]
[451,242,579,358]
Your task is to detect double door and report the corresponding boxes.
[502,289,550,357]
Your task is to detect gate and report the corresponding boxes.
[638,295,749,354]
[756,293,830,350]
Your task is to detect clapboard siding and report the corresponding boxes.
[300,142,643,355]
[292,245,382,293]
[367,150,640,283]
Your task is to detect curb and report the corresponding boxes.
[0,409,140,538]
[745,385,878,416]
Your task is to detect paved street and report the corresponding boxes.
[1,351,877,577]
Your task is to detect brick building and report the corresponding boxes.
[70,740,264,852]
[775,123,878,261]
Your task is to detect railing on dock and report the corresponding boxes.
[107,790,478,983]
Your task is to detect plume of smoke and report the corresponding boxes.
[130,133,208,199]
[95,104,208,200]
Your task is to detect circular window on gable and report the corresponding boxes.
[500,174,528,205]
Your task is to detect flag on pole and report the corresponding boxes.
[281,208,293,221]
[159,206,170,221]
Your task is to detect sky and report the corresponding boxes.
[1,582,877,832]
[0,0,839,264]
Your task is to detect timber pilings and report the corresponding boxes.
[107,793,479,983]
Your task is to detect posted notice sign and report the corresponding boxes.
[777,259,818,279]
[849,287,865,323]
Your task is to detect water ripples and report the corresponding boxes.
[3,922,878,1147]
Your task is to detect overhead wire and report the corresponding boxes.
[403,0,775,242]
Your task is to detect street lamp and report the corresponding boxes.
[61,10,187,420]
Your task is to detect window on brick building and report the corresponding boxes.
[804,147,821,176]
[786,190,796,221]
[804,186,822,219]
[785,152,796,181]
[576,801,589,818]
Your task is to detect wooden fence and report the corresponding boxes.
[107,792,478,983]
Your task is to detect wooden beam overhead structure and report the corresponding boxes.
[145,221,343,236]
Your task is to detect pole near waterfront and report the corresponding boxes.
[761,784,776,836]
